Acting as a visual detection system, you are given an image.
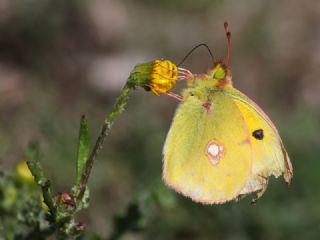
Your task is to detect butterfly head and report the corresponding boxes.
[206,22,233,87]
[207,61,232,86]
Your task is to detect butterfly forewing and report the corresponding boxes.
[226,88,292,194]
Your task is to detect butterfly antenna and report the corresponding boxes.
[177,43,214,67]
[224,22,231,66]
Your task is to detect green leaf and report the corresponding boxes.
[25,142,56,217]
[76,115,89,185]
[25,142,46,185]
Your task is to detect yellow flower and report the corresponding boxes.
[148,60,178,95]
[128,59,178,96]
[16,160,35,184]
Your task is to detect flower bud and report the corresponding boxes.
[128,59,178,95]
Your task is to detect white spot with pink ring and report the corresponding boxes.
[206,141,225,165]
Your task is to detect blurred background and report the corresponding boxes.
[0,0,320,239]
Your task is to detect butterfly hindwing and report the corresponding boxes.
[163,91,252,204]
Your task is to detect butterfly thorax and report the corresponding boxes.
[182,61,233,103]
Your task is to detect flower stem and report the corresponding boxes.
[77,82,133,199]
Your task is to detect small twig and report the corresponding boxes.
[41,180,56,216]
[77,83,133,199]
[26,150,57,218]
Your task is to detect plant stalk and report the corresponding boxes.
[77,83,133,199]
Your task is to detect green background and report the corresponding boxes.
[0,0,319,239]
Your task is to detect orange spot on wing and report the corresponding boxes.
[239,136,250,145]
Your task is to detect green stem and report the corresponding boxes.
[77,83,133,199]
[41,180,56,217]
[26,159,56,218]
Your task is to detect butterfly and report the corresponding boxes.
[151,23,293,204]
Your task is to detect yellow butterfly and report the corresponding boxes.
[149,23,293,204]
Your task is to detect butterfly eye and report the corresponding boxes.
[252,129,264,140]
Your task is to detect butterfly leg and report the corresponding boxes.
[251,175,269,205]
[163,92,183,101]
